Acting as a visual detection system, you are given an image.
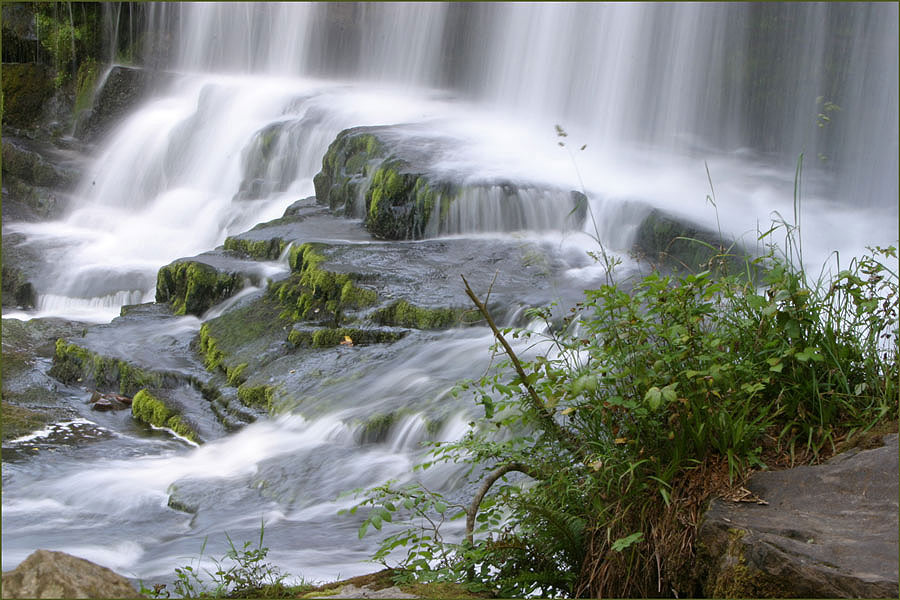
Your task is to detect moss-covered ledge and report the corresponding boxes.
[156,260,243,316]
[287,326,405,348]
[131,389,200,443]
[223,236,288,261]
[49,338,174,396]
[271,243,377,325]
[371,299,466,330]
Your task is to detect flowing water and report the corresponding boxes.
[3,2,898,587]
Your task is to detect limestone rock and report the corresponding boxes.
[1,549,140,598]
[698,434,899,598]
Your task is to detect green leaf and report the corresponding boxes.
[611,531,644,552]
[358,521,369,539]
[644,387,662,411]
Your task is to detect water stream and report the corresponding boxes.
[3,2,898,587]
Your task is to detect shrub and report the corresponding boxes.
[351,214,897,597]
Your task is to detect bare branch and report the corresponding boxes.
[466,462,542,544]
[461,275,587,461]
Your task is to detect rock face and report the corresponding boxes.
[1,550,140,599]
[698,434,899,598]
[75,65,176,143]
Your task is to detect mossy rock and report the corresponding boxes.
[314,127,458,240]
[49,338,173,396]
[271,243,376,325]
[365,160,456,240]
[196,294,290,384]
[236,384,275,411]
[156,260,243,316]
[1,400,56,442]
[633,208,752,274]
[131,389,200,443]
[1,62,54,127]
[371,300,465,330]
[223,236,288,261]
[313,128,384,215]
[287,326,405,348]
[1,264,36,308]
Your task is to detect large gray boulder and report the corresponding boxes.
[698,434,899,598]
[1,550,140,598]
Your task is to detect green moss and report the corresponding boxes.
[132,389,199,443]
[272,243,376,325]
[315,130,385,213]
[237,384,275,412]
[706,528,801,598]
[74,57,99,116]
[227,362,248,386]
[156,260,243,316]
[0,62,54,127]
[288,327,404,348]
[372,300,463,330]
[224,236,287,261]
[359,413,396,443]
[1,401,55,442]
[49,338,165,395]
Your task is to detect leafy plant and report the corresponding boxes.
[350,155,898,596]
[140,523,298,599]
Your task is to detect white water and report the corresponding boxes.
[3,2,898,585]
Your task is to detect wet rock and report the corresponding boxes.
[1,549,140,598]
[698,434,899,598]
[2,264,37,308]
[155,258,245,317]
[89,390,132,411]
[131,388,200,443]
[314,125,585,240]
[633,208,753,274]
[75,66,177,143]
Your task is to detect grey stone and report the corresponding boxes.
[1,550,140,598]
[699,434,899,598]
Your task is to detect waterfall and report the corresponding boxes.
[163,2,898,208]
[3,3,897,585]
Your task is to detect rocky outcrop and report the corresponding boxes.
[1,549,140,599]
[698,434,899,598]
[155,259,245,317]
[314,126,585,240]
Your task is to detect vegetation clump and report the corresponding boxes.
[132,389,200,443]
[156,260,243,316]
[224,237,288,261]
[371,300,464,330]
[287,327,404,348]
[237,384,276,412]
[271,243,376,325]
[49,338,168,395]
[350,217,898,597]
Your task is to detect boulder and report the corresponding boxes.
[633,208,753,274]
[698,434,899,598]
[1,549,140,598]
[314,125,585,240]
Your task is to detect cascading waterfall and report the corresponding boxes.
[3,2,898,586]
